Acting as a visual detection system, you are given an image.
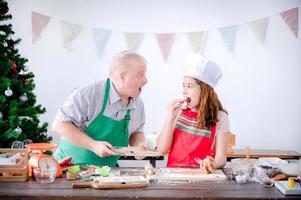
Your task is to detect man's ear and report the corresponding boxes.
[120,71,126,83]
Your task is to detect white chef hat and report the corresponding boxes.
[185,54,222,88]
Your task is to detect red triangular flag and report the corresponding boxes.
[155,33,176,62]
[32,12,50,43]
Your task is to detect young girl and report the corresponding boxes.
[156,55,229,173]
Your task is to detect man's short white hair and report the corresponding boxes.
[109,50,147,79]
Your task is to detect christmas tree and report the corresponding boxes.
[0,0,51,148]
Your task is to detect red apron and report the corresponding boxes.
[166,109,216,168]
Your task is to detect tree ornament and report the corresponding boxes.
[19,116,33,121]
[4,87,13,96]
[19,93,28,102]
[23,139,33,146]
[11,62,17,71]
[0,3,9,14]
[2,41,7,47]
[23,66,29,72]
[0,112,3,119]
[15,126,22,135]
[11,141,24,149]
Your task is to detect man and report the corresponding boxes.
[52,51,148,166]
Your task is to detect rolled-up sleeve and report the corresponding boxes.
[216,111,230,135]
[53,82,94,128]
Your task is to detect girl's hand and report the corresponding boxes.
[201,156,216,174]
[167,99,186,119]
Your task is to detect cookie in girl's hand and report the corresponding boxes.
[181,98,191,109]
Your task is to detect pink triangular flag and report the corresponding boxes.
[280,7,298,38]
[155,33,176,62]
[31,12,50,43]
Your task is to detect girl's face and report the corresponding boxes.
[183,76,201,110]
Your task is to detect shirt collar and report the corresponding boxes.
[109,81,136,109]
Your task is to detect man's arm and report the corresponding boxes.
[52,121,116,157]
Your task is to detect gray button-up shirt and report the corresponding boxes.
[53,79,145,137]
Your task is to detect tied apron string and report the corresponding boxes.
[124,109,131,133]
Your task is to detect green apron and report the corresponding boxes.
[56,79,131,167]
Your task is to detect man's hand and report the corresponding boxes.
[91,141,116,157]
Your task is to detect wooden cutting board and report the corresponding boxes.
[72,181,148,189]
[72,176,148,189]
[148,168,227,181]
[112,146,162,157]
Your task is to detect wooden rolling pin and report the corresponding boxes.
[144,162,155,175]
[72,181,148,189]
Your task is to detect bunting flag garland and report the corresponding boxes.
[124,32,144,51]
[280,7,299,38]
[93,28,112,58]
[31,7,299,58]
[61,21,82,50]
[249,18,269,44]
[218,25,238,53]
[31,12,50,43]
[186,31,207,54]
[155,33,176,62]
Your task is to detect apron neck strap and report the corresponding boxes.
[100,78,111,115]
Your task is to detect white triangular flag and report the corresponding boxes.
[92,28,112,58]
[218,25,238,53]
[61,21,82,50]
[249,17,269,44]
[186,31,207,54]
[124,32,144,51]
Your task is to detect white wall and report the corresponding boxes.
[8,0,301,160]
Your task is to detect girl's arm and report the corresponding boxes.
[214,131,228,169]
[202,111,229,173]
[213,111,229,169]
[156,99,184,154]
[202,132,227,173]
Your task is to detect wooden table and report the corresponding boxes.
[119,156,164,167]
[0,168,300,200]
[227,149,301,160]
[120,149,301,167]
